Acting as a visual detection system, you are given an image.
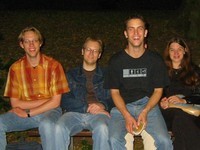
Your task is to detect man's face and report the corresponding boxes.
[124,19,147,48]
[82,40,101,65]
[20,31,41,58]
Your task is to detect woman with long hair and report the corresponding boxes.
[160,37,200,150]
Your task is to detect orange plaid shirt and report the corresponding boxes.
[4,54,70,101]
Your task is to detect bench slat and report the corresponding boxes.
[27,129,92,137]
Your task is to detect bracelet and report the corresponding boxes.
[186,100,192,104]
[25,109,31,117]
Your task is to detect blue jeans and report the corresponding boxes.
[0,107,62,150]
[109,97,173,150]
[55,112,111,150]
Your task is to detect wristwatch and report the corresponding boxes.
[25,109,31,117]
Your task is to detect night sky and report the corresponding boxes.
[0,0,183,10]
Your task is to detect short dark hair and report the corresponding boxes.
[124,14,148,30]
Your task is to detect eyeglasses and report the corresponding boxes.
[23,39,39,44]
[84,47,100,54]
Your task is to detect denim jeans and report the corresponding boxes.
[109,97,173,150]
[0,107,62,150]
[55,112,111,150]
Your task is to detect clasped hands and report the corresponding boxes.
[87,102,110,117]
[160,95,186,109]
[125,110,147,135]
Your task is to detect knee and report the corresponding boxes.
[109,128,124,144]
[94,122,109,135]
[55,121,69,135]
[0,117,4,128]
[39,118,56,134]
[156,134,172,147]
[109,134,119,144]
[0,118,6,132]
[109,133,126,149]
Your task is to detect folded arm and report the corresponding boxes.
[10,94,61,118]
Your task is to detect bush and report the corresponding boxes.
[0,57,15,113]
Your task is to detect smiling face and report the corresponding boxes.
[124,18,148,48]
[82,40,101,67]
[169,42,185,67]
[19,31,42,59]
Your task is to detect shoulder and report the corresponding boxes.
[66,66,81,77]
[99,66,107,72]
[147,50,162,59]
[42,54,62,68]
[67,66,79,73]
[109,50,125,63]
[191,63,200,74]
[111,50,124,59]
[96,65,107,75]
[42,54,59,64]
[146,50,164,62]
[9,56,26,70]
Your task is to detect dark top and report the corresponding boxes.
[104,50,169,104]
[164,64,200,104]
[83,69,98,104]
[61,65,113,113]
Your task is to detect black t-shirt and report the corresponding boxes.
[104,50,169,104]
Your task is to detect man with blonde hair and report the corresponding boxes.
[0,26,69,150]
[55,37,113,150]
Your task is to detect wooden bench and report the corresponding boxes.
[27,129,92,150]
[27,129,174,150]
[27,129,91,138]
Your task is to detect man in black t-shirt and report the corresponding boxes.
[104,14,173,150]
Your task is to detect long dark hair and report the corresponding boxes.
[163,37,199,86]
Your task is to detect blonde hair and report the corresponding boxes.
[18,26,43,44]
[83,37,103,53]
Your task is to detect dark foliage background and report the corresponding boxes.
[0,0,200,112]
[0,1,199,148]
[0,0,183,10]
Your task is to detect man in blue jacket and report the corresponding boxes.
[55,37,113,150]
